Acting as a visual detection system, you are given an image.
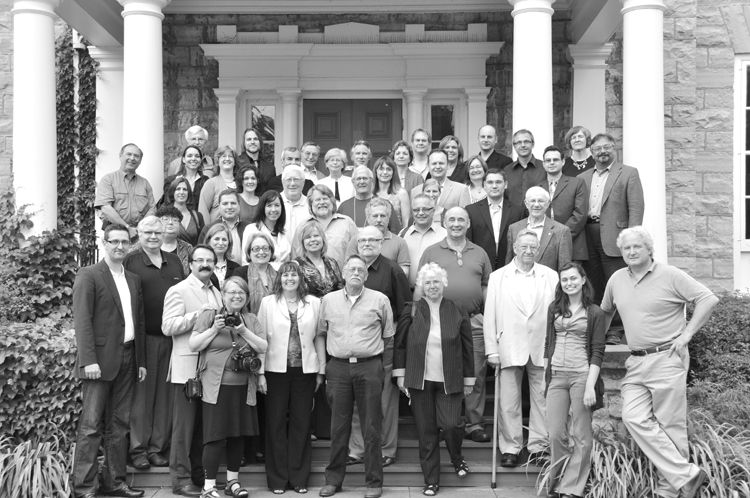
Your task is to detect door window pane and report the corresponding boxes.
[431,105,455,149]
[251,105,275,159]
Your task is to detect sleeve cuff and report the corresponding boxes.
[487,353,499,358]
[463,377,476,386]
[392,368,406,378]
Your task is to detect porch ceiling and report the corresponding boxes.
[56,0,123,46]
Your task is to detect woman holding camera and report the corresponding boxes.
[257,261,324,494]
[189,276,268,498]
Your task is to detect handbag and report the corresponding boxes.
[592,375,605,411]
[183,351,204,402]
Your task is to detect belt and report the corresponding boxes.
[332,355,382,364]
[586,217,600,224]
[122,341,135,349]
[630,342,673,356]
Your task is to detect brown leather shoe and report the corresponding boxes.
[319,485,342,497]
[364,487,382,498]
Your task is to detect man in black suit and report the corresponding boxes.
[72,224,147,498]
[478,125,513,170]
[539,146,589,262]
[466,168,525,271]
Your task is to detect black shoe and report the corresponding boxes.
[101,484,145,497]
[346,456,363,465]
[605,333,621,345]
[131,454,151,470]
[148,453,169,467]
[174,483,203,497]
[465,429,491,443]
[499,453,518,468]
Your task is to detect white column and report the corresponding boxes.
[403,88,427,140]
[465,88,490,158]
[215,88,240,150]
[119,0,169,200]
[277,89,301,169]
[88,47,124,181]
[621,0,667,262]
[12,0,61,233]
[509,0,555,156]
[568,43,613,136]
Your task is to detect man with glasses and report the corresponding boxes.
[579,133,644,344]
[162,245,224,496]
[339,166,402,233]
[345,196,410,275]
[301,141,326,182]
[347,226,411,469]
[465,168,525,271]
[123,216,185,472]
[72,224,147,498]
[503,129,546,207]
[484,229,559,468]
[317,255,395,498]
[399,194,447,288]
[266,146,316,195]
[417,207,493,443]
[506,186,572,272]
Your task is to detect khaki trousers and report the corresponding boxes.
[498,357,547,455]
[621,351,700,498]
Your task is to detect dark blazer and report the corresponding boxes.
[237,153,277,190]
[579,162,644,257]
[210,259,241,289]
[538,175,589,261]
[465,198,525,271]
[72,260,146,381]
[393,299,474,395]
[506,217,573,272]
[485,150,513,170]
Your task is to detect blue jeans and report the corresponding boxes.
[73,345,136,496]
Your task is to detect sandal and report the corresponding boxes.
[294,487,308,494]
[225,479,249,498]
[381,456,396,467]
[272,490,285,495]
[453,459,470,478]
[202,488,221,498]
[422,484,439,496]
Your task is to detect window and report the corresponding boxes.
[430,105,455,149]
[250,105,275,159]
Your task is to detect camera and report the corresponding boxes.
[230,345,262,373]
[224,312,242,328]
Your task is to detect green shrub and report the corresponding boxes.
[688,292,750,385]
[0,321,80,446]
[0,434,73,498]
[688,380,750,433]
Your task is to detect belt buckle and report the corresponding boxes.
[349,357,358,364]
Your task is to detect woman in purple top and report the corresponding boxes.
[543,262,606,498]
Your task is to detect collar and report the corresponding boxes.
[222,217,240,229]
[511,258,536,276]
[595,164,612,175]
[406,223,438,235]
[438,237,472,253]
[367,254,384,272]
[215,259,227,270]
[117,168,139,181]
[626,260,657,279]
[547,174,562,183]
[187,273,215,290]
[527,216,546,229]
[344,286,366,302]
[281,192,306,206]
[489,198,504,210]
[512,156,538,169]
[138,248,168,267]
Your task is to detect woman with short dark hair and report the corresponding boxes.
[562,126,595,177]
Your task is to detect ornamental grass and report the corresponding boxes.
[0,433,73,498]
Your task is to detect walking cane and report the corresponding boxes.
[491,364,500,488]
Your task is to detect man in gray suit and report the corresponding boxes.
[538,146,589,262]
[579,133,644,343]
[162,245,223,497]
[506,187,572,272]
[411,149,470,211]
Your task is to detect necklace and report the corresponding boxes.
[572,157,588,170]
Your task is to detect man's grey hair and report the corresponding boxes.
[282,164,305,181]
[616,226,654,256]
[365,196,393,219]
[515,228,539,242]
[185,125,208,141]
[415,263,449,289]
[411,193,435,207]
[525,186,551,203]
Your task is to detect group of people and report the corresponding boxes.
[72,123,716,498]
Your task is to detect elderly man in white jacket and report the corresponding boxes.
[483,228,558,468]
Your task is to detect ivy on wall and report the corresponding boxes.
[55,26,77,228]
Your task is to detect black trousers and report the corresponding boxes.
[325,358,384,488]
[410,381,464,485]
[583,223,627,303]
[265,368,316,489]
[169,386,204,490]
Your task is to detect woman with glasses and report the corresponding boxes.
[319,149,355,203]
[189,276,267,498]
[200,146,240,224]
[241,190,291,270]
[232,232,278,316]
[562,126,595,177]
[161,176,205,246]
[464,155,488,205]
[149,205,193,276]
[257,262,324,494]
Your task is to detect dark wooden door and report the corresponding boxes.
[303,99,403,175]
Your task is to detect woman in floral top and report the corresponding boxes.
[293,220,345,298]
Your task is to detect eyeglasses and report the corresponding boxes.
[192,258,215,264]
[106,239,130,247]
[592,145,614,153]
[517,245,539,252]
[412,207,435,213]
[346,267,367,275]
[251,246,271,253]
[142,231,164,236]
[283,178,303,184]
[303,151,319,158]
[160,218,179,224]
[353,177,372,183]
[225,291,246,297]
[358,238,383,244]
[513,140,533,146]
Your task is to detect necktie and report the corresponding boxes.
[334,181,340,201]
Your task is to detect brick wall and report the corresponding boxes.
[162,12,573,163]
[604,0,738,292]
[0,0,11,191]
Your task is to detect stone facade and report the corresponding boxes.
[162,12,573,164]
[605,0,740,293]
[0,0,11,191]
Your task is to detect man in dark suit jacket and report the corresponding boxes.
[466,168,525,271]
[539,146,589,262]
[72,224,147,498]
[478,125,513,170]
[506,187,573,272]
[579,133,644,343]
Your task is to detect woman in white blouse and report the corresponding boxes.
[241,190,292,269]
